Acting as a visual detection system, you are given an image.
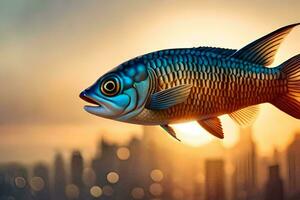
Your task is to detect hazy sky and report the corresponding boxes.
[1,0,300,164]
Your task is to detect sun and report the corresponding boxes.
[172,122,214,147]
[172,116,239,147]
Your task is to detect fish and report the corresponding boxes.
[80,23,300,140]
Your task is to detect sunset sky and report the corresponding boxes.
[1,0,300,164]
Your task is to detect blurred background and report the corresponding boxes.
[1,0,300,200]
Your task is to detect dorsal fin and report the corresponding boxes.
[231,23,300,66]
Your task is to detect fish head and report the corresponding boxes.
[80,62,152,121]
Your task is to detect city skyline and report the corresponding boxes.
[1,126,299,200]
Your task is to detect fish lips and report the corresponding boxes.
[80,90,124,117]
[80,91,99,105]
[79,91,105,115]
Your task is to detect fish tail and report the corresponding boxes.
[271,54,300,119]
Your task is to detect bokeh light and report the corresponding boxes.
[150,169,164,182]
[106,171,119,184]
[149,183,163,196]
[117,147,130,160]
[65,184,80,199]
[90,186,102,198]
[131,187,145,199]
[14,177,26,189]
[30,177,45,192]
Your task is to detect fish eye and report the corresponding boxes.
[100,76,120,96]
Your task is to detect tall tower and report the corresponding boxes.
[32,163,51,200]
[205,159,225,200]
[264,165,284,200]
[231,127,257,200]
[287,133,300,197]
[71,151,84,188]
[54,153,66,200]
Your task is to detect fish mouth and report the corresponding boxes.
[79,90,124,117]
[79,91,102,108]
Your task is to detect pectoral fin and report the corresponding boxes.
[197,117,224,139]
[229,105,259,127]
[160,125,181,141]
[146,84,192,110]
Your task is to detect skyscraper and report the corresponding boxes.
[287,133,300,197]
[231,127,257,200]
[264,165,284,200]
[70,150,84,200]
[32,163,51,200]
[205,159,225,200]
[54,153,66,200]
[71,150,84,187]
[91,140,119,200]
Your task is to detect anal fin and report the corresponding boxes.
[160,124,181,141]
[229,105,259,127]
[197,117,224,139]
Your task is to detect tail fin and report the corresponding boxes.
[272,54,300,119]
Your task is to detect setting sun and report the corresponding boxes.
[173,115,239,148]
[173,122,214,147]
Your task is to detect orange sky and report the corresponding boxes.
[0,0,300,164]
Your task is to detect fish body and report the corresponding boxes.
[124,48,283,125]
[80,24,300,140]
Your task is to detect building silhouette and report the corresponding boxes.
[71,151,84,187]
[91,130,161,200]
[0,163,32,200]
[121,137,151,200]
[32,163,51,200]
[264,165,284,200]
[70,150,84,200]
[205,159,225,200]
[231,127,257,200]
[287,133,300,198]
[91,139,118,200]
[53,153,66,200]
